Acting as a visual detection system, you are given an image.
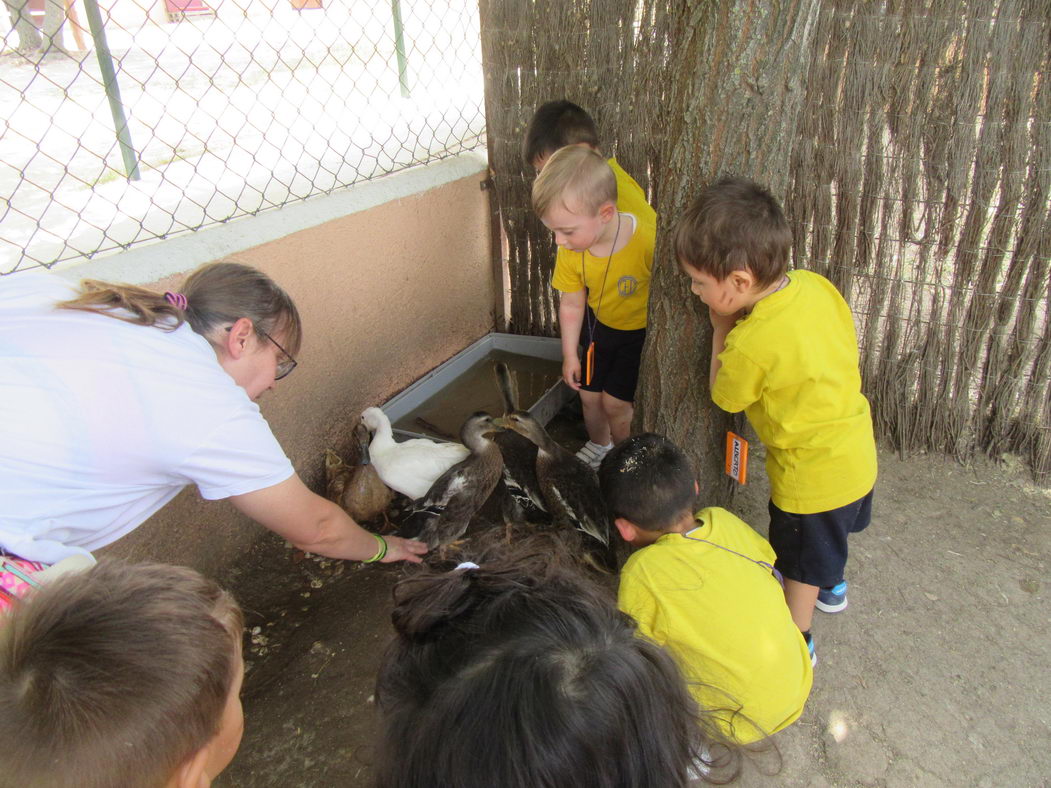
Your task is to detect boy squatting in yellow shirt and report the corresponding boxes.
[674,176,877,662]
[530,146,655,465]
[598,433,813,744]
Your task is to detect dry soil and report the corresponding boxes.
[217,419,1051,788]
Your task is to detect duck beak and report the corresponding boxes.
[354,424,372,465]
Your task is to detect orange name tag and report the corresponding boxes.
[585,342,596,385]
[725,431,749,485]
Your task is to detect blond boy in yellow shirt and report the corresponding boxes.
[673,176,877,663]
[599,433,813,743]
[524,100,655,468]
[531,146,654,467]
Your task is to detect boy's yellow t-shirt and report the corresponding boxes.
[712,269,877,514]
[607,157,655,226]
[618,507,813,744]
[549,213,654,331]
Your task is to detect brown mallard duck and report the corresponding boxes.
[324,421,393,524]
[492,361,549,523]
[497,410,616,571]
[398,412,504,550]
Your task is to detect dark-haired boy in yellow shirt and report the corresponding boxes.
[599,433,813,743]
[673,176,877,664]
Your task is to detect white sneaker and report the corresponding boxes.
[575,440,613,470]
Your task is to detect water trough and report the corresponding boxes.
[381,333,571,442]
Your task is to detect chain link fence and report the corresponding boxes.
[1,0,485,274]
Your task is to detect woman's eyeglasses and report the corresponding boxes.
[260,330,297,380]
[224,325,298,380]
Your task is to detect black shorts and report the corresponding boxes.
[768,489,873,588]
[580,313,646,403]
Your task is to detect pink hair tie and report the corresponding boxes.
[164,291,188,310]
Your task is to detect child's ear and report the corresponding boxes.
[694,480,700,496]
[614,517,637,544]
[729,269,756,294]
[170,746,210,788]
[598,201,617,223]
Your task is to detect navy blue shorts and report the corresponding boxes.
[580,312,646,404]
[768,489,873,588]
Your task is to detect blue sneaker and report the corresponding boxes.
[816,580,848,613]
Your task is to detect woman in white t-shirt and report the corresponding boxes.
[0,262,426,567]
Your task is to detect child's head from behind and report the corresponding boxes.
[532,146,618,254]
[375,537,712,788]
[599,433,698,545]
[0,560,245,788]
[674,177,792,310]
[522,99,601,171]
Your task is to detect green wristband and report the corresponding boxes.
[363,534,388,563]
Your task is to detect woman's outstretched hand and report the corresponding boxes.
[381,535,429,564]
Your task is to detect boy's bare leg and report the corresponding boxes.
[601,392,633,444]
[784,579,820,632]
[579,390,612,445]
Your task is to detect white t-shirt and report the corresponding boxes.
[0,272,295,563]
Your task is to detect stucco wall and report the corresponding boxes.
[52,154,494,574]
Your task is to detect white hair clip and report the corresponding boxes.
[454,561,480,572]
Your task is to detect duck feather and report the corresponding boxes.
[399,412,504,550]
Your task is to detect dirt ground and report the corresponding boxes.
[216,413,1051,788]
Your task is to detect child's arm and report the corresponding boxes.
[708,307,741,390]
[558,288,587,390]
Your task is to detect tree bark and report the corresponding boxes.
[4,0,43,52]
[41,0,70,56]
[635,0,821,504]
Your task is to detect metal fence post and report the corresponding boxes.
[391,0,410,97]
[81,0,140,181]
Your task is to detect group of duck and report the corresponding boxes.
[325,363,617,571]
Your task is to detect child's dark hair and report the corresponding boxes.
[599,433,698,531]
[673,177,792,288]
[522,99,601,167]
[0,560,243,788]
[375,536,736,787]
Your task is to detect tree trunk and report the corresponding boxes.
[41,0,69,56]
[635,0,821,504]
[4,0,43,53]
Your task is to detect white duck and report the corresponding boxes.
[361,407,470,500]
